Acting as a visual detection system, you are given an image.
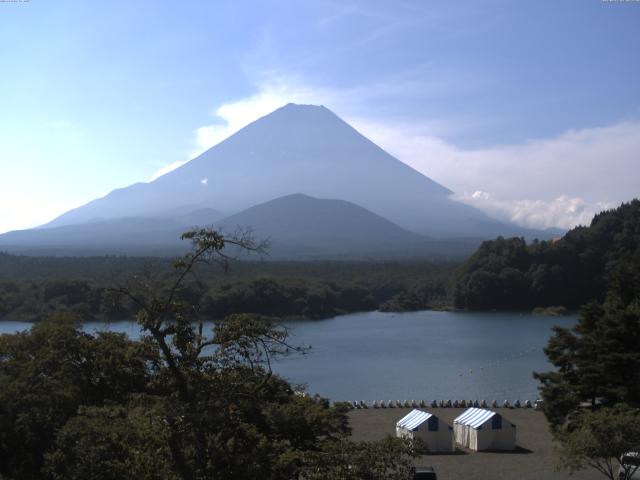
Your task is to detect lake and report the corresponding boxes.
[0,310,575,403]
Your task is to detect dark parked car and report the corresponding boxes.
[414,466,437,480]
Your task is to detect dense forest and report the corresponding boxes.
[450,199,640,310]
[531,231,640,480]
[0,254,454,321]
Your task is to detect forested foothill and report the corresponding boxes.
[451,199,640,311]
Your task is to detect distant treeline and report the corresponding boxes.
[0,256,455,321]
[450,199,640,310]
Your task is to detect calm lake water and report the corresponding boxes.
[0,310,575,402]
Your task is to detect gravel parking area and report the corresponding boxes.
[349,408,602,480]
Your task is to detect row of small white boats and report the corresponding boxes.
[347,398,541,409]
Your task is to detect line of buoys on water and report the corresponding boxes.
[343,398,541,409]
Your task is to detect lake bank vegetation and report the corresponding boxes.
[534,252,640,479]
[0,253,455,321]
[450,199,640,312]
[524,201,640,479]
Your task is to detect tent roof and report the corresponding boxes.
[454,408,497,429]
[397,409,433,430]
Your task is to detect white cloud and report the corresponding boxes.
[183,75,639,230]
[374,120,640,229]
[453,191,614,230]
[393,122,640,205]
[201,178,208,185]
[149,160,188,181]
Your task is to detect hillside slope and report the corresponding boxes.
[450,199,640,309]
[215,193,422,257]
[0,209,222,256]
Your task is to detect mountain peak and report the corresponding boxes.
[280,102,328,112]
[260,102,338,125]
[283,102,324,108]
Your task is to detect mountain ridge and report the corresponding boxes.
[0,193,484,259]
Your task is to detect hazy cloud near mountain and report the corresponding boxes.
[157,77,639,230]
[366,118,639,229]
[452,192,613,230]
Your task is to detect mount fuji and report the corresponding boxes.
[0,104,554,257]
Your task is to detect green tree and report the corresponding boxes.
[302,436,420,480]
[558,405,640,480]
[106,229,415,479]
[0,315,152,479]
[534,286,640,430]
[451,199,640,310]
[44,399,178,480]
[536,251,640,479]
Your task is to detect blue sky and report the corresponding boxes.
[1,0,639,233]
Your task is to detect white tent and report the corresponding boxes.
[453,407,516,451]
[396,409,455,453]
